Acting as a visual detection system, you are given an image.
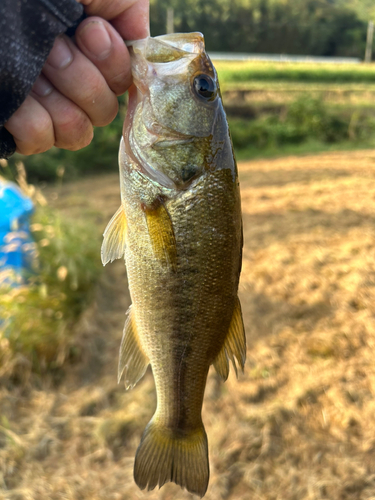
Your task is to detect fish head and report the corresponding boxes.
[124,33,234,190]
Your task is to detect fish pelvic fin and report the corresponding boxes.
[134,419,209,497]
[213,296,246,381]
[118,306,149,389]
[143,198,177,272]
[101,205,127,266]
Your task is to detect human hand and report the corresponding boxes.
[4,0,149,156]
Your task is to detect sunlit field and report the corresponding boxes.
[214,60,375,84]
[1,148,375,499]
[216,61,375,112]
[5,60,375,183]
[214,61,375,160]
[3,0,375,494]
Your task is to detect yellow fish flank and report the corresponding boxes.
[101,32,245,497]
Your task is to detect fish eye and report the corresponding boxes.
[193,74,217,101]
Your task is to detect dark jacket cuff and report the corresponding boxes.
[0,0,84,159]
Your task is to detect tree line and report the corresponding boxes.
[150,0,369,58]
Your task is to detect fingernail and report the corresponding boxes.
[32,75,53,97]
[47,36,73,69]
[78,21,112,60]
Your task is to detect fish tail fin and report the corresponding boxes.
[134,418,209,497]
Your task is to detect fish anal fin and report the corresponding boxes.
[118,306,149,390]
[143,198,177,271]
[213,297,246,381]
[134,418,209,497]
[101,205,127,266]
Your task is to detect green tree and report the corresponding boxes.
[150,0,367,57]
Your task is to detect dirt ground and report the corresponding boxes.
[2,149,375,500]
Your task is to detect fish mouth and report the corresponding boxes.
[127,33,207,87]
[126,32,205,62]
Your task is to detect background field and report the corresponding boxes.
[2,57,375,499]
[6,60,375,181]
[217,61,375,160]
[2,150,375,499]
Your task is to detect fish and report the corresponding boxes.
[101,32,245,497]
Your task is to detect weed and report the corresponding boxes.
[0,185,102,380]
[229,96,375,155]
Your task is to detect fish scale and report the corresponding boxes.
[101,32,245,497]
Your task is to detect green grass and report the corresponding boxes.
[215,60,375,84]
[233,137,375,161]
[215,60,375,160]
[228,95,375,159]
[0,205,102,379]
[220,80,375,111]
[220,80,375,92]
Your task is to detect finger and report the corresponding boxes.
[75,17,131,95]
[42,35,119,127]
[30,74,94,151]
[111,0,150,39]
[78,0,150,39]
[4,95,54,155]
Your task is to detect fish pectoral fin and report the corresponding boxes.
[101,206,127,266]
[118,306,149,389]
[213,296,246,381]
[134,418,209,497]
[143,198,177,271]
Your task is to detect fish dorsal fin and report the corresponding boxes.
[143,198,177,271]
[213,297,246,381]
[101,206,127,266]
[118,306,150,389]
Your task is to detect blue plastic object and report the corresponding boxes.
[0,180,35,284]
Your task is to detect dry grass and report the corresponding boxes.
[1,150,375,499]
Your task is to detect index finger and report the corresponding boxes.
[78,0,150,39]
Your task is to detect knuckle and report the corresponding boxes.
[91,96,118,127]
[70,126,93,151]
[77,77,118,127]
[17,113,54,155]
[57,108,88,136]
[16,144,36,156]
[54,107,93,150]
[17,139,54,156]
[80,77,105,108]
[26,112,53,143]
[108,70,132,96]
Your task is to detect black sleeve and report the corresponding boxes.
[0,0,84,159]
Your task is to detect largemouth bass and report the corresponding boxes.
[101,32,245,497]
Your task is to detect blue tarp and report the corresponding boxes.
[0,180,35,283]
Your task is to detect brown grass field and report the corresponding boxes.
[1,149,375,499]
